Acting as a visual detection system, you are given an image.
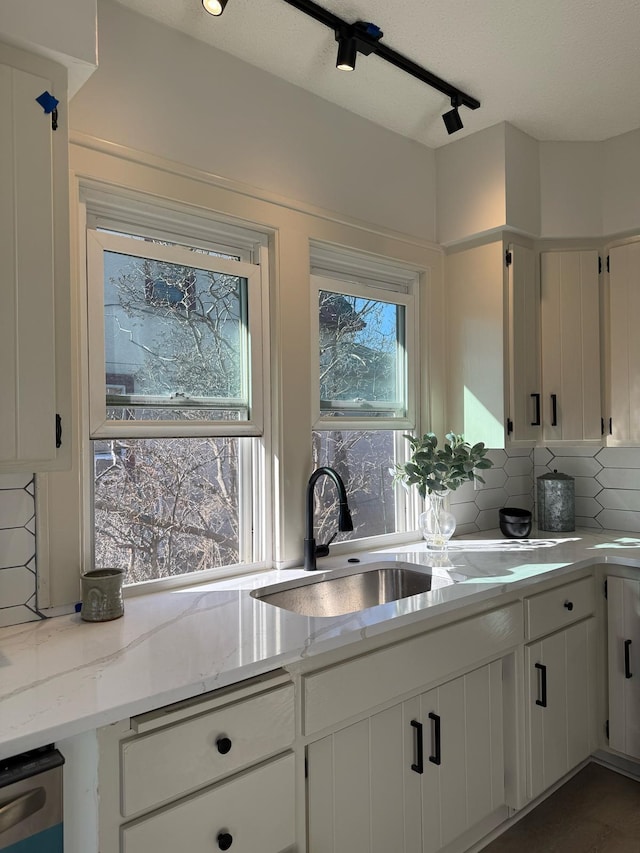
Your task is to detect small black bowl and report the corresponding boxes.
[499,507,532,539]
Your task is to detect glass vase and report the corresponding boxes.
[419,491,456,551]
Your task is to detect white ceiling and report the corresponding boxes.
[114,0,640,148]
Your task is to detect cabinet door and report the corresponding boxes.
[607,576,640,758]
[307,702,421,853]
[540,251,601,443]
[608,243,640,444]
[525,618,596,800]
[507,244,541,444]
[0,49,70,472]
[420,660,504,853]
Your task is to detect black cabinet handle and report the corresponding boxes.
[551,394,558,427]
[564,600,574,611]
[217,832,233,851]
[410,719,423,774]
[216,736,232,755]
[428,712,441,766]
[625,639,633,679]
[535,662,547,707]
[531,393,541,426]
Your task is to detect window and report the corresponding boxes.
[311,247,419,543]
[84,192,269,587]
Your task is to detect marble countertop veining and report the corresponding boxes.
[1,528,640,760]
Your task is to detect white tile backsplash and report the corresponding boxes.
[0,474,41,624]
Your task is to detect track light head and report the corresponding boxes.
[202,0,228,16]
[336,33,358,71]
[442,96,464,135]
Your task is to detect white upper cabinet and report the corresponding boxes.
[445,239,507,448]
[540,250,602,444]
[0,44,70,472]
[606,241,640,445]
[507,243,541,444]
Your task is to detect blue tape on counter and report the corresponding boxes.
[35,91,59,115]
[2,822,63,852]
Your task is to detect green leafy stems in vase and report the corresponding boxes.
[393,432,494,549]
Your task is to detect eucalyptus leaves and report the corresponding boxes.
[394,432,493,498]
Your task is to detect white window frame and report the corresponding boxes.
[82,187,272,590]
[310,246,418,433]
[309,245,422,542]
[86,231,267,439]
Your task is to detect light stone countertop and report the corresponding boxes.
[1,528,640,761]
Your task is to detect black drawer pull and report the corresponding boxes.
[217,831,233,851]
[216,736,232,755]
[625,639,633,679]
[531,393,541,426]
[563,600,574,611]
[551,394,558,426]
[428,712,441,766]
[410,719,423,774]
[535,662,547,707]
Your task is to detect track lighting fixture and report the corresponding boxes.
[442,96,464,135]
[203,0,481,132]
[202,0,228,16]
[336,33,358,71]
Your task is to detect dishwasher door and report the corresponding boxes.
[0,747,64,852]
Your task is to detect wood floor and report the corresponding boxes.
[482,763,640,853]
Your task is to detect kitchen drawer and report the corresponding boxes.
[303,602,523,736]
[121,683,294,816]
[525,576,594,641]
[121,752,295,853]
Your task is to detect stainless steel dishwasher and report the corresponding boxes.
[0,746,64,852]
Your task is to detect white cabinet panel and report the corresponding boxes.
[121,753,295,853]
[0,46,70,471]
[607,242,640,444]
[507,244,541,444]
[540,251,601,443]
[607,575,640,758]
[121,684,295,816]
[525,618,596,800]
[303,602,522,735]
[307,660,505,853]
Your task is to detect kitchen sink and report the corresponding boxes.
[250,561,433,617]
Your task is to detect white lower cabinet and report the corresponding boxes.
[307,660,505,853]
[607,575,640,759]
[98,672,296,853]
[525,618,597,800]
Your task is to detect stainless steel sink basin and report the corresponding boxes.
[250,561,433,617]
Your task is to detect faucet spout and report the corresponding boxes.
[304,466,353,571]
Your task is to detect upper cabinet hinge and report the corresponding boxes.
[505,250,512,267]
[606,719,610,741]
[604,579,608,599]
[598,256,602,275]
[55,414,62,449]
[506,418,513,435]
[607,255,610,273]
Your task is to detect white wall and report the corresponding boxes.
[505,124,540,237]
[539,142,602,238]
[435,123,507,246]
[603,128,640,237]
[0,0,97,94]
[69,0,436,242]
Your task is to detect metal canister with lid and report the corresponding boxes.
[537,470,575,531]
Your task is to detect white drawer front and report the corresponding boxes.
[525,576,594,641]
[121,753,296,853]
[121,684,294,816]
[303,602,523,736]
